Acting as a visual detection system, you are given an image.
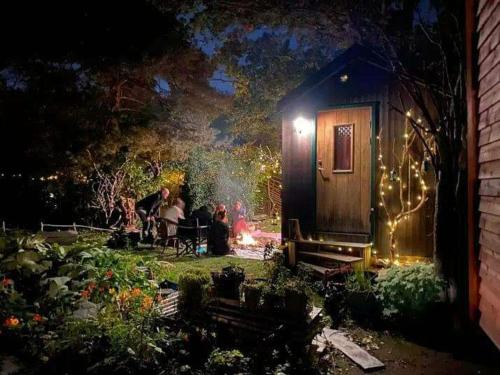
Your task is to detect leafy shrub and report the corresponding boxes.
[184,146,280,216]
[0,233,177,372]
[374,263,445,318]
[345,270,375,294]
[205,349,251,375]
[178,269,211,315]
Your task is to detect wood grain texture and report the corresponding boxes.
[476,0,500,341]
[316,107,371,234]
[281,57,433,260]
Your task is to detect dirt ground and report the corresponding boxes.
[324,323,500,375]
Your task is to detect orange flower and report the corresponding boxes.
[80,289,90,299]
[141,296,153,311]
[118,290,130,304]
[131,288,142,297]
[105,270,113,279]
[2,277,13,287]
[3,316,20,327]
[108,288,116,295]
[87,282,96,291]
[33,314,43,322]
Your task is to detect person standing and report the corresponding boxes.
[135,188,169,240]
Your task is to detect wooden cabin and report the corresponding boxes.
[466,0,500,349]
[279,45,434,277]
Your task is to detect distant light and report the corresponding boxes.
[293,116,313,135]
[340,74,349,82]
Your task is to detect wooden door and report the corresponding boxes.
[316,107,372,234]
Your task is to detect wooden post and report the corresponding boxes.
[73,222,77,232]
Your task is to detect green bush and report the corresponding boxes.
[183,146,280,216]
[0,233,177,372]
[345,270,375,294]
[374,263,445,318]
[205,349,251,375]
[178,269,211,315]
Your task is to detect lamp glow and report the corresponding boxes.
[293,116,313,135]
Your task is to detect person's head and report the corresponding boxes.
[216,203,226,212]
[234,201,242,210]
[174,197,185,210]
[217,210,226,221]
[200,205,208,212]
[160,188,170,200]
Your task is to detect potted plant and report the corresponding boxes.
[211,265,245,300]
[178,269,211,316]
[284,279,309,320]
[261,284,285,314]
[241,279,265,311]
[345,270,380,321]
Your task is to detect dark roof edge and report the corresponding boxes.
[277,44,387,112]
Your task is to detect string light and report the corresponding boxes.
[377,110,430,264]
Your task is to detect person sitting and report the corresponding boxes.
[208,210,231,255]
[230,200,248,237]
[135,188,169,240]
[159,198,185,238]
[191,205,213,226]
[213,203,228,224]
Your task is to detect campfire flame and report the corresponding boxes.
[237,232,257,246]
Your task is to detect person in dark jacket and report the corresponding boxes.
[191,205,213,226]
[208,210,231,255]
[135,188,169,240]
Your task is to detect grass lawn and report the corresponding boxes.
[122,247,267,283]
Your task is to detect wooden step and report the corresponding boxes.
[299,251,363,263]
[299,261,353,282]
[315,231,371,243]
[292,239,371,248]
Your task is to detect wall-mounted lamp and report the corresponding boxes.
[293,116,313,135]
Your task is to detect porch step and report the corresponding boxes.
[300,251,363,264]
[291,239,371,249]
[299,261,353,282]
[315,231,371,243]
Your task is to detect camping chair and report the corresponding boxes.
[176,218,209,257]
[155,218,180,255]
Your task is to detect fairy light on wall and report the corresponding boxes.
[377,110,434,263]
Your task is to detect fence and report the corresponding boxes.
[1,221,113,233]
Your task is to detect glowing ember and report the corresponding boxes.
[237,232,257,246]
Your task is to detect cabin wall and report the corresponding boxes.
[281,62,434,259]
[475,0,500,349]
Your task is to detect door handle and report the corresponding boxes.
[317,160,330,181]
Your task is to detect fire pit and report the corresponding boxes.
[231,230,281,260]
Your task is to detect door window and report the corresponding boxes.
[333,124,354,172]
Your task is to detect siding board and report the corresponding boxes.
[476,0,500,346]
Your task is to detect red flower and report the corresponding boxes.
[33,314,43,322]
[87,282,96,291]
[105,270,113,279]
[2,277,13,287]
[3,316,19,327]
[80,290,90,299]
